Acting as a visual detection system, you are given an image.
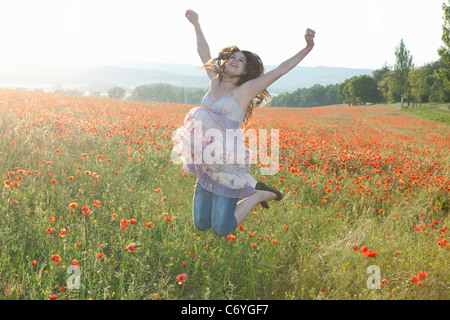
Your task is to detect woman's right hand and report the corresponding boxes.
[185,9,199,26]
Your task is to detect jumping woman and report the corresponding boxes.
[172,9,315,237]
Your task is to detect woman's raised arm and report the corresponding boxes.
[236,28,316,106]
[185,10,215,80]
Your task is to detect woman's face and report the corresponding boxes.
[225,52,247,76]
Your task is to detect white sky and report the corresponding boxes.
[0,0,444,69]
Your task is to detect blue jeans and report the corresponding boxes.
[193,179,238,237]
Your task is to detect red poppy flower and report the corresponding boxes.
[51,254,62,263]
[177,273,187,284]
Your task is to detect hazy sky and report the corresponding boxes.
[0,0,444,69]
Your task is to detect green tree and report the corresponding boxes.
[390,39,413,106]
[338,78,353,106]
[338,76,379,106]
[438,0,450,89]
[373,62,391,83]
[108,87,126,99]
[378,77,390,104]
[350,75,379,105]
[430,76,450,102]
[373,62,391,104]
[408,66,431,108]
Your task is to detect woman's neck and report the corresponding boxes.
[221,73,240,87]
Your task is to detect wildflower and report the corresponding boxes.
[51,254,62,263]
[31,260,37,266]
[96,253,104,259]
[176,273,187,284]
[362,250,377,258]
[125,244,136,252]
[361,246,377,257]
[227,234,237,242]
[48,294,57,300]
[417,271,428,281]
[120,218,127,228]
[130,219,137,224]
[145,222,153,227]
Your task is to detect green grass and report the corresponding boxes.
[373,102,450,124]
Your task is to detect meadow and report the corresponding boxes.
[0,89,448,300]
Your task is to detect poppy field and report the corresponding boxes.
[0,88,448,300]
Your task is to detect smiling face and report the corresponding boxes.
[225,51,247,77]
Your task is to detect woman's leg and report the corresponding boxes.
[233,190,278,225]
[192,179,214,231]
[209,190,276,237]
[210,195,239,237]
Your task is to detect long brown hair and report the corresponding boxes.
[203,46,271,125]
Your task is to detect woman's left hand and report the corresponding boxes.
[305,28,316,49]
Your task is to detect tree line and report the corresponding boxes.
[107,84,208,105]
[270,2,450,108]
[270,40,450,108]
[269,84,340,108]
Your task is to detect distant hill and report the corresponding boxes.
[0,62,374,94]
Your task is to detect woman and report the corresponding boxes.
[172,9,315,237]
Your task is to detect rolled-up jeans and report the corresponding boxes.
[193,178,238,237]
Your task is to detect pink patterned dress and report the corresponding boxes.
[171,90,257,198]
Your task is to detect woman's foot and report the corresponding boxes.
[255,181,283,201]
[255,181,283,209]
